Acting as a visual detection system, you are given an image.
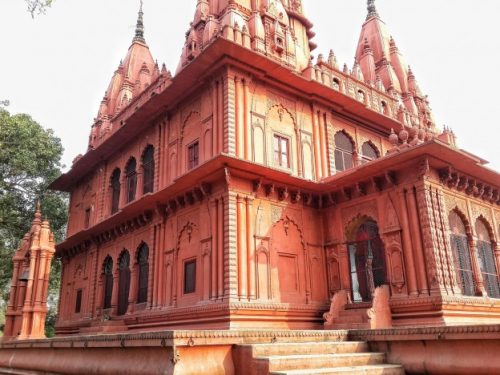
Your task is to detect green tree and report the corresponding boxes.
[0,108,67,336]
[25,0,53,18]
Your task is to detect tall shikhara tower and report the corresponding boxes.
[47,0,499,339]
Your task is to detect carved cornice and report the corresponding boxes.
[439,166,499,206]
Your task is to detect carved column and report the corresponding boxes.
[137,170,144,197]
[495,243,500,282]
[128,263,138,313]
[235,77,244,158]
[110,267,119,315]
[319,111,328,178]
[203,243,211,301]
[406,187,429,295]
[243,79,251,160]
[211,199,218,300]
[217,197,224,299]
[246,197,256,300]
[119,176,127,208]
[218,78,225,154]
[212,81,219,155]
[237,195,248,300]
[399,190,418,296]
[311,104,322,180]
[470,236,487,296]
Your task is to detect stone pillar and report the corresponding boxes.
[212,81,219,155]
[111,268,119,315]
[137,170,144,197]
[218,79,225,154]
[311,105,322,180]
[406,187,429,295]
[211,199,218,300]
[399,190,419,296]
[119,176,127,208]
[217,197,225,299]
[319,111,328,178]
[128,263,138,314]
[470,236,487,297]
[246,197,256,300]
[235,77,244,158]
[237,195,247,300]
[243,79,251,161]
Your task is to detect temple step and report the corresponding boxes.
[248,342,369,357]
[269,364,405,375]
[256,353,387,372]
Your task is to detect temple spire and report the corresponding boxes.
[133,0,146,43]
[367,0,379,20]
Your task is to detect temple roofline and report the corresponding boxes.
[54,139,499,256]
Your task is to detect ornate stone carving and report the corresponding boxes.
[471,203,493,225]
[443,193,468,216]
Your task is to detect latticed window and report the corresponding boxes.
[449,211,475,296]
[334,131,354,172]
[361,142,379,164]
[273,134,290,168]
[142,146,155,194]
[103,257,113,310]
[118,251,131,316]
[75,289,82,314]
[476,220,500,298]
[137,243,149,304]
[184,260,196,294]
[188,141,199,170]
[125,158,137,203]
[110,169,121,214]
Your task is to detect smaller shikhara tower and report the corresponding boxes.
[49,0,499,336]
[3,203,56,340]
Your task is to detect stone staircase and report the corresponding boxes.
[235,340,405,375]
[331,307,370,330]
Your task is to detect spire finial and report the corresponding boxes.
[133,0,146,43]
[367,0,379,20]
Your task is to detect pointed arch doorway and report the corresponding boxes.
[347,219,387,303]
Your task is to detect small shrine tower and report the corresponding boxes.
[3,203,56,341]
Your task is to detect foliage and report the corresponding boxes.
[25,0,53,18]
[0,108,67,336]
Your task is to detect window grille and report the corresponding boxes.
[137,244,149,304]
[117,251,131,316]
[273,135,290,168]
[449,211,475,296]
[103,257,113,309]
[111,169,121,214]
[188,141,199,170]
[334,132,354,172]
[477,240,500,298]
[142,146,155,194]
[361,142,379,164]
[125,159,137,203]
[184,260,196,294]
[75,289,82,314]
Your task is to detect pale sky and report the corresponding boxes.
[0,0,499,172]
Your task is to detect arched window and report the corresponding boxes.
[381,101,389,116]
[348,220,387,302]
[361,142,379,164]
[110,169,121,214]
[476,220,500,298]
[332,78,340,90]
[449,211,475,296]
[334,131,354,172]
[142,146,155,195]
[137,243,149,304]
[125,158,137,203]
[117,251,131,316]
[103,256,113,310]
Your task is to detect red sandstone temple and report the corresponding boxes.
[2,1,500,374]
